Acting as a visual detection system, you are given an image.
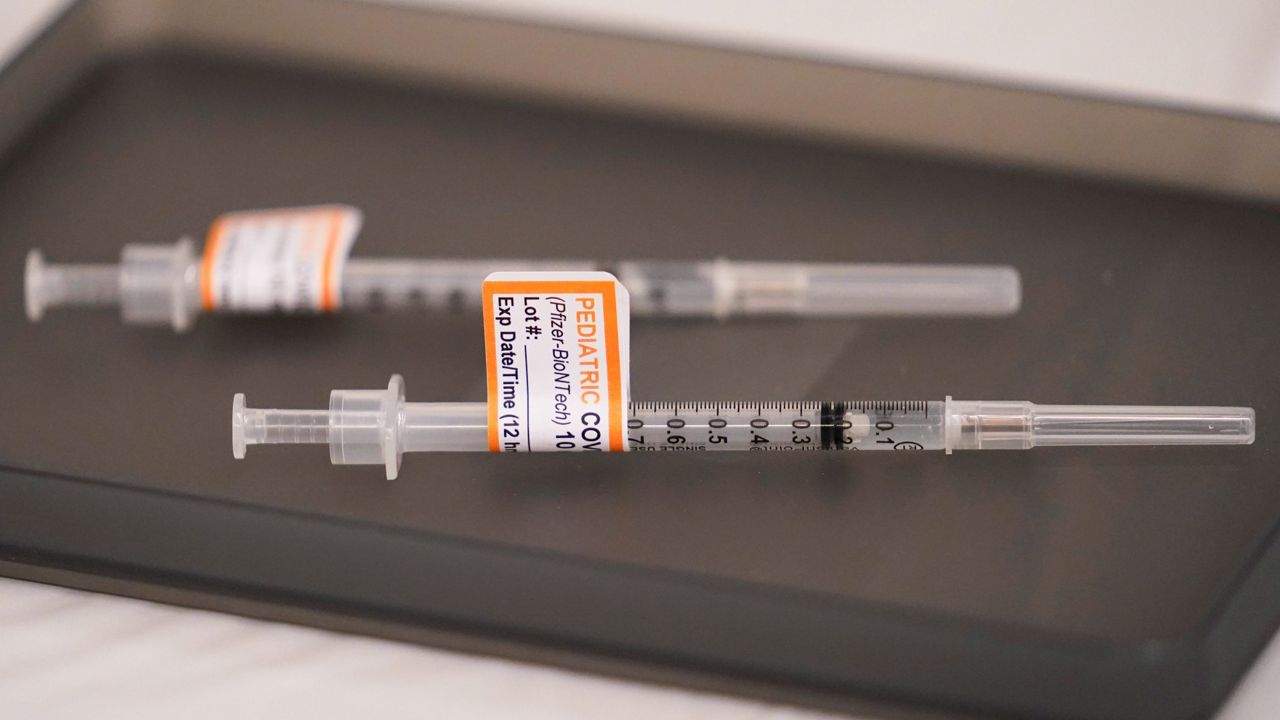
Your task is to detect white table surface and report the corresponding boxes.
[0,577,841,720]
[3,1,1278,718]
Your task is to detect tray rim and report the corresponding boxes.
[6,463,1268,720]
[7,0,1280,201]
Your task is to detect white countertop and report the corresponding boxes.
[3,574,1279,720]
[0,577,838,720]
[2,1,1278,718]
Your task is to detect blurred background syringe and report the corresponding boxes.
[232,375,1255,479]
[24,237,1021,331]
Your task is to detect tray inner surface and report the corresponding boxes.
[2,51,1278,648]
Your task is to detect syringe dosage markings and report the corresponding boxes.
[626,401,944,451]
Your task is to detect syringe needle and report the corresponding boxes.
[231,376,1255,479]
[26,240,1021,331]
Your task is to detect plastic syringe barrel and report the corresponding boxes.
[616,260,1020,318]
[340,260,1025,317]
[26,240,1022,330]
[340,259,596,310]
[232,377,1255,479]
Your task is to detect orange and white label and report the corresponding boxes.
[483,272,631,452]
[200,205,362,313]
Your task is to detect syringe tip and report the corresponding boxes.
[992,266,1022,316]
[24,249,47,322]
[1242,407,1257,445]
[1031,404,1257,447]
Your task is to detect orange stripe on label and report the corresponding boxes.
[483,282,501,452]
[481,281,618,296]
[200,217,228,312]
[601,283,624,451]
[320,209,343,312]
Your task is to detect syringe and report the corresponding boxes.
[231,375,1255,479]
[24,239,1021,331]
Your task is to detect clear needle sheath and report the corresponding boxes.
[25,239,1021,331]
[231,375,1254,479]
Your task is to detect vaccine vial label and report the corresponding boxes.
[483,272,631,452]
[200,205,362,313]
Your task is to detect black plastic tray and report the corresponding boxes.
[1,4,1278,720]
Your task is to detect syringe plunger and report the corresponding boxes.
[26,240,199,331]
[24,252,120,319]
